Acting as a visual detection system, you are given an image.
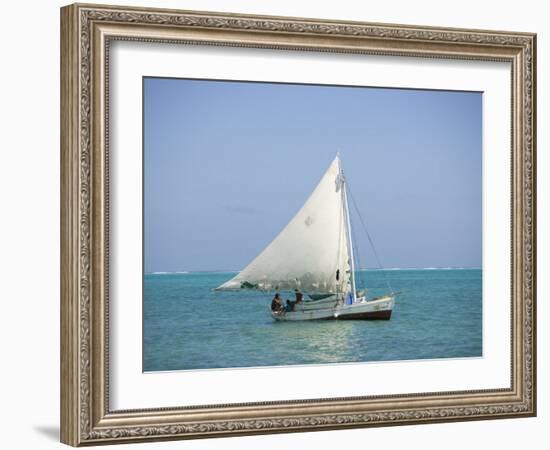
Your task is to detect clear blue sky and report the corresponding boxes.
[144,77,482,272]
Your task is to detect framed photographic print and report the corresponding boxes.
[60,3,536,446]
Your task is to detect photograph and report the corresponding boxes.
[143,77,483,372]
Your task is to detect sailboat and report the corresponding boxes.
[215,154,397,321]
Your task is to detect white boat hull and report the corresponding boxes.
[271,295,395,321]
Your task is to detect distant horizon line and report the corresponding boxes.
[145,266,482,275]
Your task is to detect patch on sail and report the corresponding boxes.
[240,281,259,289]
[335,171,344,192]
[304,216,314,227]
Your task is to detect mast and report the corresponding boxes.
[341,162,356,303]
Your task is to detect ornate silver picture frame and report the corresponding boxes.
[60,3,536,446]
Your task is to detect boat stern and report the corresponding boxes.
[335,295,395,320]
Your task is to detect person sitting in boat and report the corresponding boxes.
[271,293,284,313]
[294,288,303,304]
[285,289,304,312]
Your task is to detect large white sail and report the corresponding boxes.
[216,155,351,293]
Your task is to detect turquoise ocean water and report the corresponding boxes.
[143,268,482,371]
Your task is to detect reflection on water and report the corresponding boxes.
[268,320,356,365]
[143,269,482,371]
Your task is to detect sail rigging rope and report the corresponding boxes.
[346,185,394,295]
[349,206,366,293]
